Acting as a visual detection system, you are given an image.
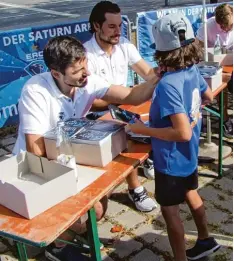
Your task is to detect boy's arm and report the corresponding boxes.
[201,87,213,105]
[129,113,192,142]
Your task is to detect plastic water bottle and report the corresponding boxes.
[214,34,222,55]
[56,121,78,182]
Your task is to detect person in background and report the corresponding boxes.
[196,3,233,138]
[84,1,158,211]
[128,13,219,261]
[224,72,233,139]
[13,36,159,261]
[196,3,233,48]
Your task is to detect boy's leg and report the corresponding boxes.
[185,190,220,260]
[161,205,187,261]
[155,170,191,261]
[185,190,209,239]
[126,169,157,212]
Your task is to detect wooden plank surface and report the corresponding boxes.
[0,103,151,247]
[223,65,233,74]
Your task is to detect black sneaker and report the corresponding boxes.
[186,237,220,260]
[45,243,90,261]
[223,118,233,139]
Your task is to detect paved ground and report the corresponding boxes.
[0,0,223,31]
[0,129,233,261]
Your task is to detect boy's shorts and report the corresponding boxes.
[154,169,198,206]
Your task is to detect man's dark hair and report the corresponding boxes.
[89,1,121,34]
[155,30,203,70]
[43,36,86,74]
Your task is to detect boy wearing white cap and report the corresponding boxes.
[128,13,220,261]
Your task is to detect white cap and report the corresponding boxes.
[152,13,195,52]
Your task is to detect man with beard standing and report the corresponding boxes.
[84,1,157,212]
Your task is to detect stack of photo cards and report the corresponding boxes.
[44,118,125,145]
[66,118,125,145]
[108,105,151,144]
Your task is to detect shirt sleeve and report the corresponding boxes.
[19,86,50,135]
[90,74,111,99]
[124,39,142,66]
[158,82,186,119]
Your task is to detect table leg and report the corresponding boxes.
[218,90,224,178]
[223,90,229,121]
[87,208,102,261]
[16,242,28,261]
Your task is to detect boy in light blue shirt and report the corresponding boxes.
[128,13,220,261]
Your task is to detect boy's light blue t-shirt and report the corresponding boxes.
[149,65,208,177]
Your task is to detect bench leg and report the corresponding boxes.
[16,242,28,261]
[218,90,224,178]
[87,208,102,261]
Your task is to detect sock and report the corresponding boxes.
[134,186,144,194]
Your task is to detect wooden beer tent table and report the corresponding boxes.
[0,74,230,261]
[0,104,151,261]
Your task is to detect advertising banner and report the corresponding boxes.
[0,17,130,127]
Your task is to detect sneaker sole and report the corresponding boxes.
[128,193,157,212]
[187,244,221,260]
[45,250,61,261]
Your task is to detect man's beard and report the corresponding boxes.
[99,31,120,45]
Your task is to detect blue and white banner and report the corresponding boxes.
[0,17,130,127]
[136,3,228,69]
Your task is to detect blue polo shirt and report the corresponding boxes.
[149,65,208,177]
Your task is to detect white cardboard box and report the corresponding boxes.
[203,68,223,92]
[208,48,233,66]
[44,119,127,167]
[197,62,223,91]
[0,152,77,219]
